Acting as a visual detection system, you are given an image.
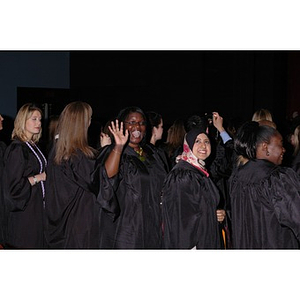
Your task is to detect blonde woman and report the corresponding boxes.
[252,108,273,122]
[2,104,47,248]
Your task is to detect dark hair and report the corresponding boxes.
[117,106,147,123]
[145,111,162,144]
[117,106,147,145]
[185,115,208,132]
[146,111,162,129]
[234,121,278,159]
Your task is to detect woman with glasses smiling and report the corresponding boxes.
[96,106,169,249]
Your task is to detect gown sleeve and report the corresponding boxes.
[269,168,300,241]
[3,143,31,211]
[64,152,98,194]
[92,146,120,221]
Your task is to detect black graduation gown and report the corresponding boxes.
[0,141,7,245]
[291,152,300,176]
[161,160,221,249]
[209,139,235,209]
[229,159,300,249]
[96,144,168,249]
[2,140,46,248]
[208,139,235,248]
[44,149,101,249]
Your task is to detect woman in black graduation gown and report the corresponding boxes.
[44,101,102,249]
[2,104,47,248]
[229,121,300,249]
[0,114,5,158]
[0,114,7,247]
[96,106,169,249]
[161,127,222,249]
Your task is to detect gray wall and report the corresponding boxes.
[0,51,70,118]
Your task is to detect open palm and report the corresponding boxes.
[108,119,128,146]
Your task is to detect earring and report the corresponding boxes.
[266,151,270,156]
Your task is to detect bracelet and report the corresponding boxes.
[112,148,122,155]
[33,176,38,185]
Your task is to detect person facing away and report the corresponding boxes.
[145,110,170,173]
[161,127,222,249]
[162,118,186,169]
[44,101,102,249]
[289,124,300,175]
[1,104,47,248]
[145,111,164,146]
[229,121,300,249]
[46,114,59,155]
[96,106,169,249]
[98,117,115,150]
[251,108,274,123]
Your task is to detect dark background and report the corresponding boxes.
[11,50,300,146]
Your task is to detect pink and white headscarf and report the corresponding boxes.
[176,131,210,177]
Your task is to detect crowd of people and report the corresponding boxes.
[0,103,300,249]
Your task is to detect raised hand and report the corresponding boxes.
[212,112,225,133]
[108,119,129,147]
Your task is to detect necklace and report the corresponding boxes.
[26,141,47,200]
[135,146,145,162]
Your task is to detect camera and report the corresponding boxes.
[204,112,213,123]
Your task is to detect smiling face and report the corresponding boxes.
[192,133,211,160]
[256,132,285,165]
[124,112,146,147]
[25,110,42,140]
[265,133,286,165]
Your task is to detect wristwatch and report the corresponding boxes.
[33,175,38,185]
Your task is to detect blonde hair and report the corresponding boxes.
[12,103,43,143]
[293,125,300,156]
[54,101,96,164]
[252,109,273,122]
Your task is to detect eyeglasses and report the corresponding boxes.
[124,121,146,126]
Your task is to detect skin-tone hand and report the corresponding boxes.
[108,120,128,149]
[212,112,225,133]
[100,133,112,148]
[216,209,226,222]
[105,120,129,178]
[29,171,46,186]
[39,171,46,181]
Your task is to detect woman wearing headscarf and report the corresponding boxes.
[161,127,222,249]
